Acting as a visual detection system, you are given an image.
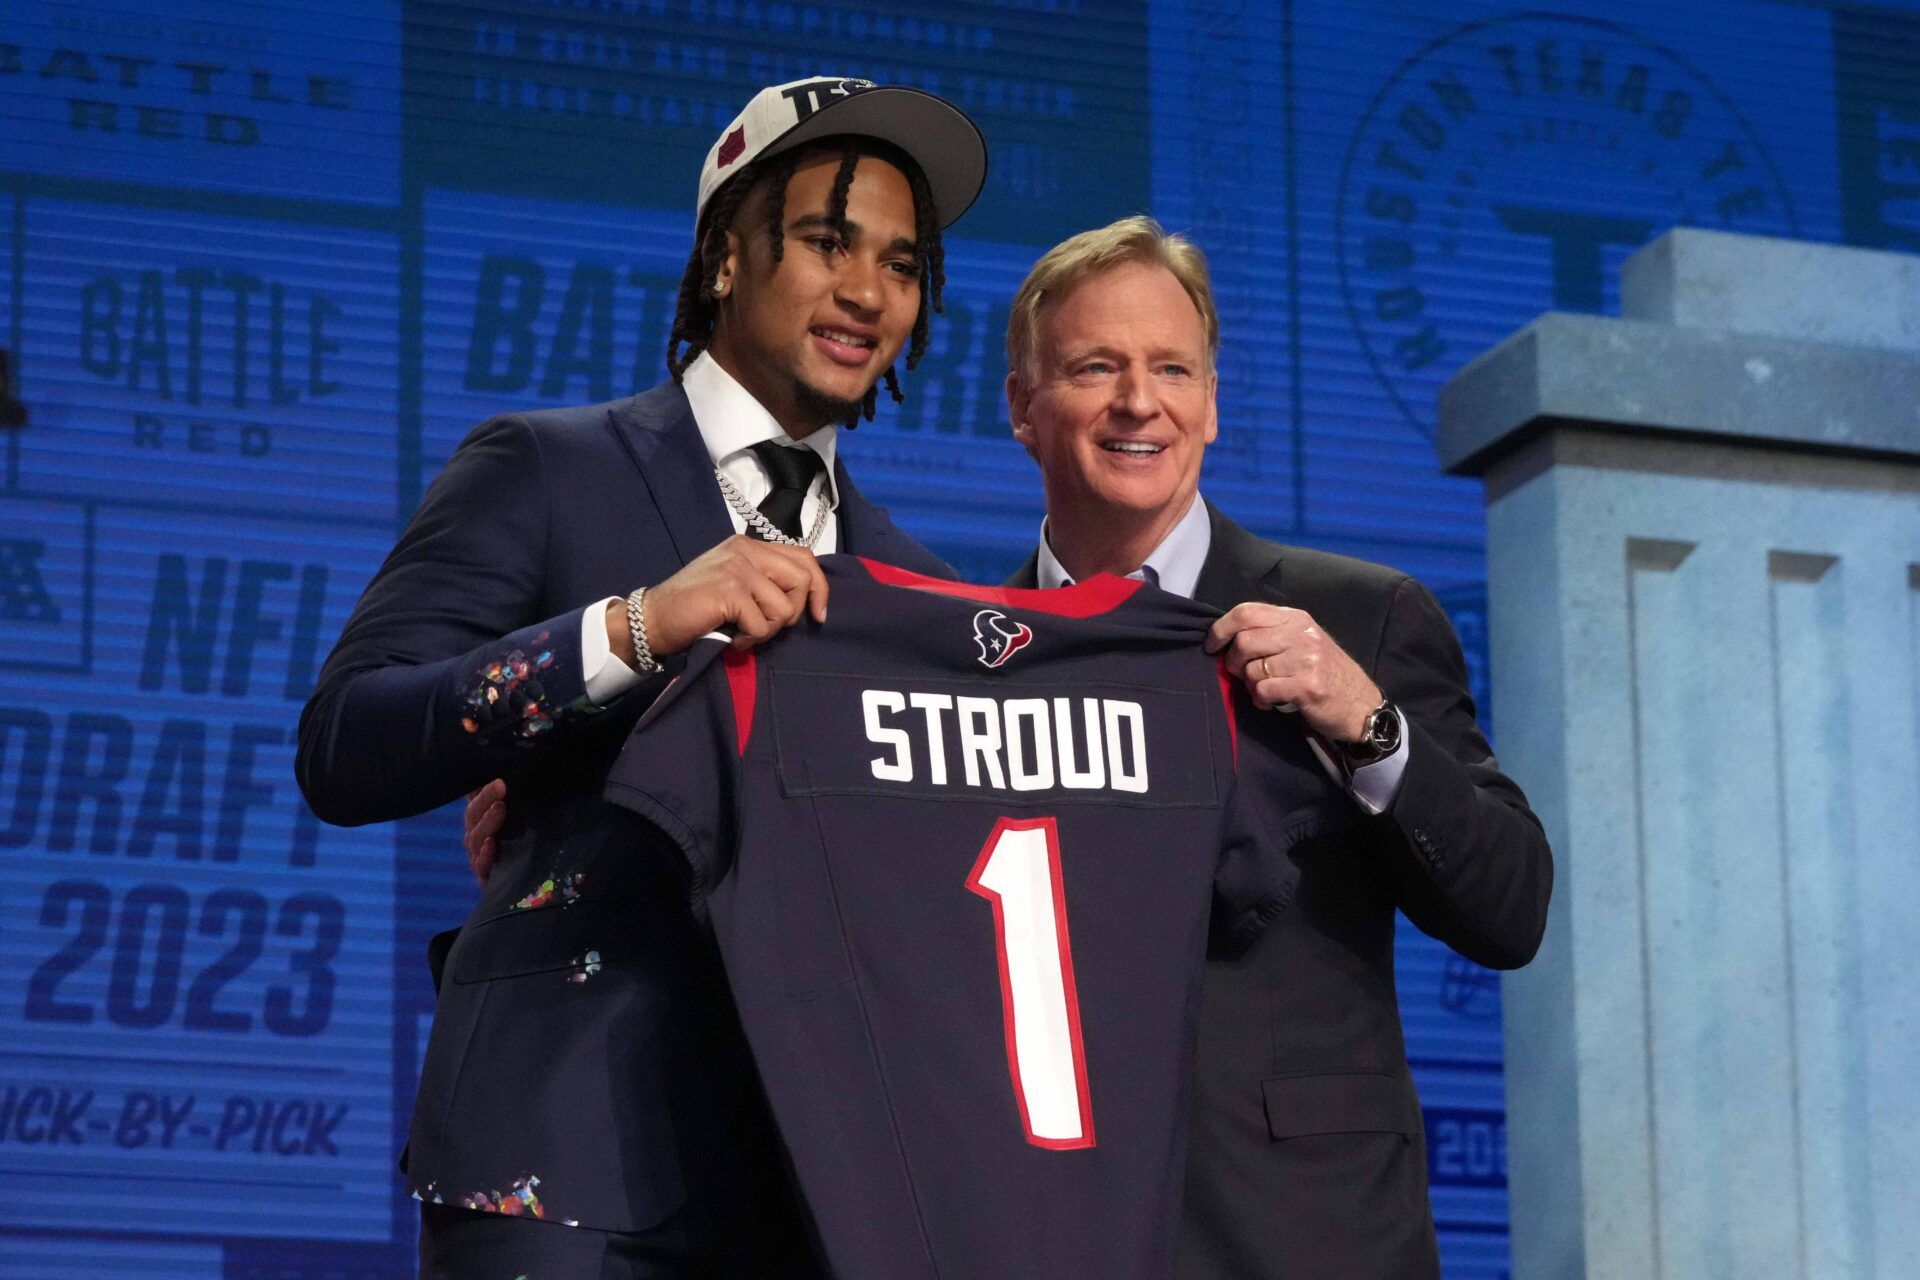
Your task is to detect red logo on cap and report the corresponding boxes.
[716,126,746,169]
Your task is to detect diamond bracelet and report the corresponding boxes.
[625,586,662,675]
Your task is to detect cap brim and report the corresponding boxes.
[757,86,987,230]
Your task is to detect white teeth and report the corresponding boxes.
[1104,442,1163,455]
[815,328,874,348]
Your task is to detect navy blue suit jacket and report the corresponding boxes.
[297,381,950,1234]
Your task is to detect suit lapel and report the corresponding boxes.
[833,458,903,560]
[1193,500,1286,610]
[608,387,932,572]
[604,382,734,566]
[1004,549,1041,590]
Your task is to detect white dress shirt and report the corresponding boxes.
[1034,492,1410,814]
[578,353,839,703]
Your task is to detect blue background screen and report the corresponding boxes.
[2,2,1915,1274]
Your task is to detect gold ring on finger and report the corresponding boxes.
[1259,656,1272,681]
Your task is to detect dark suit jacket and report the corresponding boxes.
[1012,501,1552,1280]
[297,381,949,1237]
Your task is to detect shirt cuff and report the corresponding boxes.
[580,597,644,705]
[1345,707,1411,816]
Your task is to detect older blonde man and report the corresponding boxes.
[1002,217,1551,1279]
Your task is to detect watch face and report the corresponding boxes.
[1368,705,1399,753]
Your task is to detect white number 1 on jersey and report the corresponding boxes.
[966,816,1096,1149]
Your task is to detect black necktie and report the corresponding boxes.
[747,441,825,541]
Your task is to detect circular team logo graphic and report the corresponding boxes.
[1337,14,1799,437]
[972,608,1035,669]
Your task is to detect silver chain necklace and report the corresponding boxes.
[714,467,833,549]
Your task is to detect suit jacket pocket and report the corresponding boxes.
[449,897,638,982]
[1261,1071,1416,1142]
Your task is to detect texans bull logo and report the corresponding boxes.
[972,609,1033,669]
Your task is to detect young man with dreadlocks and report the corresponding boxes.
[297,77,984,1278]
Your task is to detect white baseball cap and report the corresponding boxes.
[696,77,987,230]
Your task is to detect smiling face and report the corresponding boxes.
[1008,259,1219,549]
[705,148,924,437]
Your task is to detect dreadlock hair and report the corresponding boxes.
[665,135,947,428]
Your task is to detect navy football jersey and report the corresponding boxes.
[605,556,1344,1279]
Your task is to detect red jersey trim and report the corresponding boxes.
[857,557,1144,618]
[1216,658,1240,769]
[721,649,756,756]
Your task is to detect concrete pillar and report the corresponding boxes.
[1438,228,1920,1280]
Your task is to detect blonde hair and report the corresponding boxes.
[1004,215,1219,386]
